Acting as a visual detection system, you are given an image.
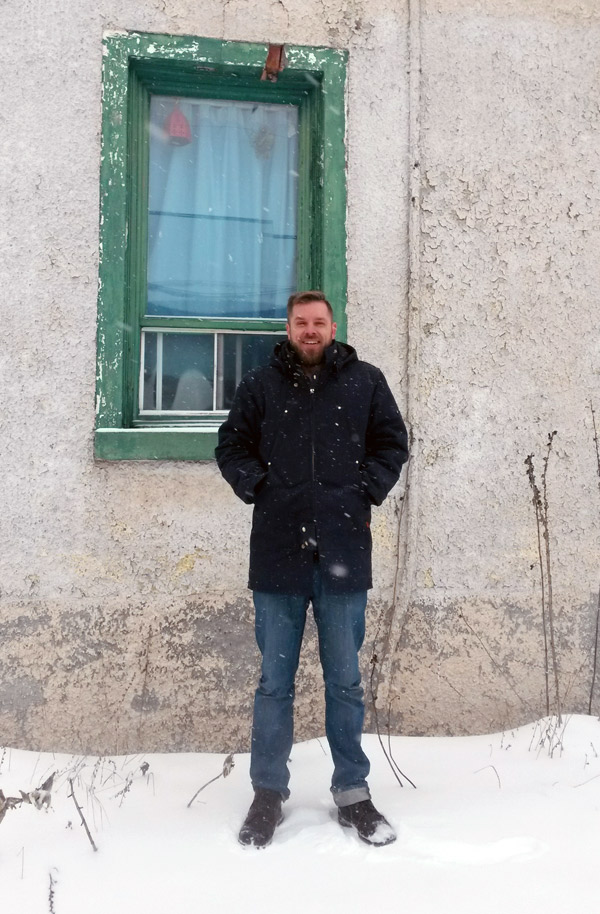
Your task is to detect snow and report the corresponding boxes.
[366,818,396,845]
[2,716,600,914]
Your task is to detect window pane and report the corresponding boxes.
[221,333,286,409]
[142,330,157,410]
[148,97,298,320]
[142,332,214,412]
[141,331,285,412]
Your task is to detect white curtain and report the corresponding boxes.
[147,97,298,319]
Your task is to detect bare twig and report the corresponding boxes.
[589,588,600,716]
[525,453,550,715]
[589,402,600,714]
[541,431,561,724]
[315,738,328,756]
[457,610,533,713]
[369,654,416,789]
[0,789,24,825]
[474,765,501,788]
[526,435,561,723]
[386,720,417,788]
[187,753,235,808]
[48,870,57,914]
[68,778,98,852]
[384,477,418,787]
[531,714,568,759]
[20,771,55,810]
[367,474,416,790]
[574,772,600,788]
[591,402,600,499]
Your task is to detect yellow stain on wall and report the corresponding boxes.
[67,553,124,580]
[174,549,206,576]
[371,513,394,548]
[424,568,435,588]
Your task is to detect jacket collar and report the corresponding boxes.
[271,340,358,378]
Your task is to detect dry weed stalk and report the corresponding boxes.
[525,432,562,724]
[68,778,98,852]
[589,402,600,715]
[187,753,235,808]
[368,474,416,790]
[48,870,58,914]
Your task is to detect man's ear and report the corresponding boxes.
[286,322,291,339]
[331,322,337,339]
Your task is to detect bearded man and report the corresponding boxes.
[216,290,408,848]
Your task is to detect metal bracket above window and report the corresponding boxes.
[261,44,286,82]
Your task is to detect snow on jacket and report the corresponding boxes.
[215,340,409,594]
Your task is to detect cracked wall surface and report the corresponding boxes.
[1,0,600,752]
[388,0,600,736]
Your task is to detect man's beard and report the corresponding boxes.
[290,340,326,366]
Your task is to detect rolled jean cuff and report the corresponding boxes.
[332,786,371,808]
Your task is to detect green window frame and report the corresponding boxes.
[95,33,347,461]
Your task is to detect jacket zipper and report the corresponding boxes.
[308,377,317,550]
[309,384,316,479]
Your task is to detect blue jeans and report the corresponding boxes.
[250,563,371,807]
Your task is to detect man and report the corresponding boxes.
[216,291,409,848]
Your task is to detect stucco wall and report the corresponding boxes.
[1,0,599,753]
[388,0,600,735]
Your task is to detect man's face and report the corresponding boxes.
[287,300,337,367]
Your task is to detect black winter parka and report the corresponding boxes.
[215,340,409,594]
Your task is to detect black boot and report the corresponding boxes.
[338,799,396,846]
[238,788,284,848]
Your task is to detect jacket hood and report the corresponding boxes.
[271,339,358,377]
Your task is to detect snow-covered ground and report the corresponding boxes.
[2,716,600,913]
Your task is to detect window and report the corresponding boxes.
[95,34,347,460]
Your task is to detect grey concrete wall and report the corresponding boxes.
[1,0,599,753]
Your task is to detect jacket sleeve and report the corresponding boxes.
[360,370,409,506]
[215,373,267,505]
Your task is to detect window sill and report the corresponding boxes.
[95,427,218,461]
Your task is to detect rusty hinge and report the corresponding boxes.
[261,44,286,82]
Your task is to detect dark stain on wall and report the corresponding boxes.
[0,613,51,642]
[0,676,44,715]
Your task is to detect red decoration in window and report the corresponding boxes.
[165,104,192,146]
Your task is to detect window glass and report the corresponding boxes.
[141,330,286,412]
[221,332,287,408]
[142,331,214,411]
[148,97,299,320]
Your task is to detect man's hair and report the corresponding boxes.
[286,290,333,320]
